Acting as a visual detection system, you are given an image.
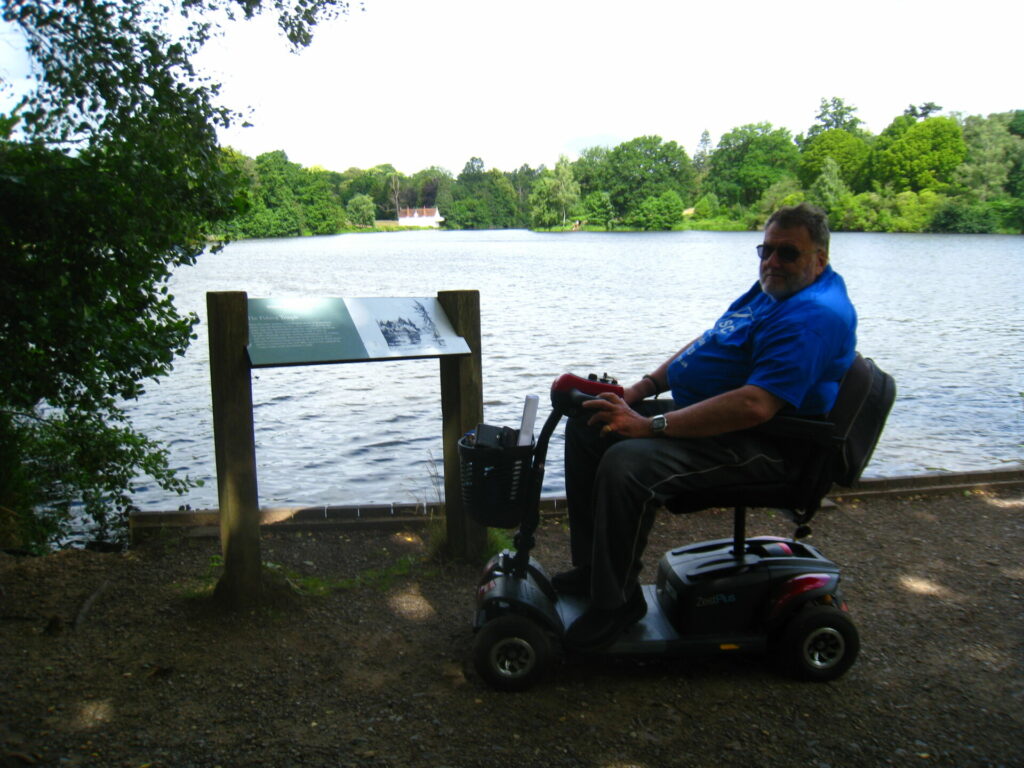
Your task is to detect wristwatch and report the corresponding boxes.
[650,414,668,435]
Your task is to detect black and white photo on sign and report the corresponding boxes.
[345,297,469,358]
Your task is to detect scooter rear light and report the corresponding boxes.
[770,573,836,621]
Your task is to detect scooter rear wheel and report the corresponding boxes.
[473,614,552,692]
[779,605,860,682]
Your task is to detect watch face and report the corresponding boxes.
[652,414,667,432]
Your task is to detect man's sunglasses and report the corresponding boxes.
[756,243,813,263]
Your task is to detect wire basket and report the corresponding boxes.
[457,436,536,528]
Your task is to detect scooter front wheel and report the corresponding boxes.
[473,614,552,692]
[779,605,860,682]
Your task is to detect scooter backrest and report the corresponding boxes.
[753,353,895,494]
[827,354,897,487]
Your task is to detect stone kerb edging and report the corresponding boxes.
[127,467,1024,542]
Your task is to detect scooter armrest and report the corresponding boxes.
[750,414,836,446]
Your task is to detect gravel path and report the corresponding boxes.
[2,486,1022,767]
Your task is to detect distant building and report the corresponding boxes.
[398,207,444,228]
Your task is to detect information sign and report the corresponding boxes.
[246,297,470,367]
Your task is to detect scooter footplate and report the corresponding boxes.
[562,586,768,657]
[556,585,678,654]
[606,585,678,653]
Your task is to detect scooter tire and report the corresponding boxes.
[779,605,860,682]
[473,614,552,692]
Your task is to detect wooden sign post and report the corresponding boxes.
[206,292,262,609]
[206,289,483,609]
[438,290,486,560]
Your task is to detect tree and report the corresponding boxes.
[444,161,523,230]
[386,171,407,220]
[250,150,305,236]
[582,190,615,229]
[506,164,542,226]
[705,123,800,207]
[223,150,348,238]
[603,135,696,220]
[954,112,1024,201]
[691,192,720,220]
[635,190,684,230]
[217,147,261,239]
[871,117,967,192]
[890,189,944,233]
[829,188,947,233]
[905,102,943,119]
[807,157,851,220]
[0,0,348,551]
[860,113,916,187]
[409,166,454,208]
[930,198,999,233]
[528,177,562,229]
[798,129,872,190]
[346,193,376,227]
[804,97,864,143]
[830,191,890,232]
[484,169,520,228]
[441,159,535,230]
[573,145,610,197]
[1008,110,1024,138]
[344,164,397,219]
[455,156,487,198]
[298,167,347,235]
[755,176,805,219]
[528,156,580,229]
[443,197,491,229]
[692,130,713,177]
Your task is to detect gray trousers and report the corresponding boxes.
[563,400,791,609]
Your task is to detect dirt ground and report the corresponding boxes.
[2,485,1022,768]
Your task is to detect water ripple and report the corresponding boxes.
[122,230,1024,509]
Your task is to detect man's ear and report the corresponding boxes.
[815,249,829,272]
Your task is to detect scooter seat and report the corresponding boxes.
[665,354,895,523]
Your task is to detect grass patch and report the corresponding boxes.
[268,555,423,595]
[424,511,515,563]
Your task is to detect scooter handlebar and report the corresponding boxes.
[550,373,625,417]
[551,373,625,398]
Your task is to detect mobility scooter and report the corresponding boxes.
[459,355,895,691]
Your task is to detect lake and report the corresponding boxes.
[123,229,1024,510]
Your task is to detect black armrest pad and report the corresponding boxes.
[751,415,836,445]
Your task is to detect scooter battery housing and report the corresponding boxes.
[655,539,774,634]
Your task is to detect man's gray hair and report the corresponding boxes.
[765,203,830,253]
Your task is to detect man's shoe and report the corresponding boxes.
[551,566,591,596]
[564,589,647,651]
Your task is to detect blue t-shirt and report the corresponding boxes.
[666,266,857,416]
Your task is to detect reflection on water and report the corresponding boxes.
[125,230,1024,509]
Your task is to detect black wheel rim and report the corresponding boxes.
[802,626,846,670]
[490,636,536,679]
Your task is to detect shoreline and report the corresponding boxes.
[128,466,1024,542]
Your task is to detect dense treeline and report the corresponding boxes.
[224,98,1024,237]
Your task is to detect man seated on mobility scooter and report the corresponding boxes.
[558,202,857,651]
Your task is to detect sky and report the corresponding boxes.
[2,0,1021,176]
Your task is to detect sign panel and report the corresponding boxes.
[247,297,470,368]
